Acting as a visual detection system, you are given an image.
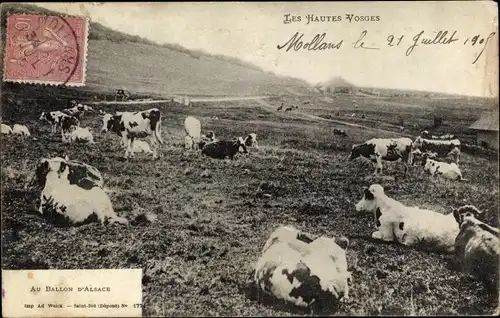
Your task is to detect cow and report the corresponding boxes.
[69,127,95,144]
[355,185,483,253]
[284,107,293,112]
[184,116,201,150]
[60,115,81,143]
[334,128,347,137]
[101,108,164,159]
[115,89,130,101]
[361,113,366,119]
[198,131,216,149]
[62,103,95,119]
[253,225,351,308]
[130,140,153,155]
[349,138,413,175]
[12,124,31,136]
[1,124,12,134]
[413,136,461,164]
[277,102,284,111]
[201,137,248,159]
[244,133,258,148]
[431,133,456,140]
[424,159,466,181]
[454,206,500,293]
[411,148,438,166]
[40,111,71,133]
[29,156,128,226]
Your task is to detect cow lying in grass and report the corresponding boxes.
[201,137,248,159]
[355,184,482,253]
[12,124,31,136]
[424,158,466,181]
[349,138,413,175]
[68,127,95,144]
[1,123,12,134]
[454,206,500,293]
[30,156,128,226]
[253,225,351,308]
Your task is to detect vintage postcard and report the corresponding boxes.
[1,1,498,317]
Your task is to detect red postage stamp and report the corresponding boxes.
[3,14,88,86]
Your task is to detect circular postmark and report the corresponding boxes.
[6,14,83,86]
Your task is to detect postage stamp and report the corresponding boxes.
[2,14,88,86]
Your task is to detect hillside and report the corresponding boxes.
[0,4,315,97]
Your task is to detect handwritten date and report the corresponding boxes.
[277,29,496,64]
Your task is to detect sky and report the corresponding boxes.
[34,2,498,97]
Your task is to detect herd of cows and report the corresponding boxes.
[1,98,499,312]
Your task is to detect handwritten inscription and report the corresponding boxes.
[277,30,496,64]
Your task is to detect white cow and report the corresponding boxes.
[69,126,95,144]
[355,184,482,253]
[1,124,12,134]
[130,140,153,155]
[33,156,127,225]
[253,225,351,308]
[184,116,201,150]
[454,207,500,292]
[12,124,31,136]
[424,159,465,181]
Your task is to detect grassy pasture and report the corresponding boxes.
[1,89,499,316]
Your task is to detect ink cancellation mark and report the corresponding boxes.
[3,14,89,86]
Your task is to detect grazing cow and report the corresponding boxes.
[69,126,95,144]
[244,133,258,147]
[39,111,71,133]
[198,131,216,149]
[349,138,413,175]
[253,225,351,308]
[101,108,164,159]
[1,124,12,134]
[454,206,500,293]
[355,185,483,253]
[201,137,248,159]
[12,124,31,136]
[62,103,95,119]
[30,156,127,226]
[333,128,347,137]
[424,159,465,181]
[184,116,201,150]
[413,136,461,164]
[284,107,293,112]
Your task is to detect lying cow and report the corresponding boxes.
[424,159,465,181]
[454,206,500,293]
[201,137,248,159]
[184,116,201,150]
[244,133,258,147]
[1,124,12,134]
[11,124,31,136]
[68,127,95,144]
[413,136,461,164]
[198,131,216,149]
[334,128,347,137]
[355,184,482,253]
[349,138,413,175]
[101,108,164,159]
[30,156,127,226]
[62,103,95,119]
[253,225,351,308]
[130,140,153,155]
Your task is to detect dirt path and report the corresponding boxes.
[253,99,408,137]
[87,96,272,105]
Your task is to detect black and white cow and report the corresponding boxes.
[201,137,248,159]
[28,156,128,226]
[413,136,461,164]
[101,108,164,159]
[349,138,413,175]
[334,128,348,137]
[62,103,95,119]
